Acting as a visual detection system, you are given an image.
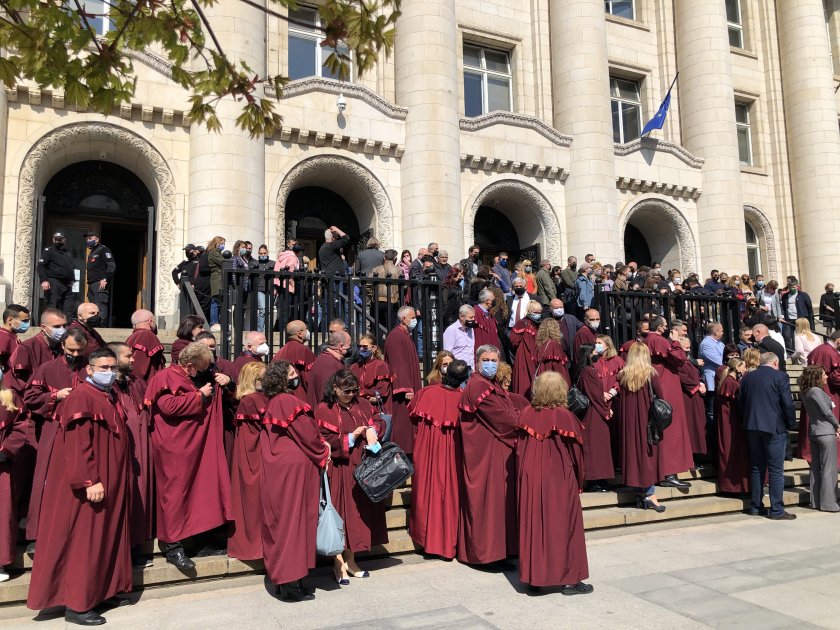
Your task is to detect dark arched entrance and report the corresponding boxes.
[474,205,538,267]
[623,223,652,267]
[42,161,154,327]
[285,187,362,267]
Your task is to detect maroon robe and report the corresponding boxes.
[170,338,190,364]
[228,392,269,561]
[0,394,27,566]
[458,374,518,564]
[261,395,327,584]
[23,357,87,540]
[384,326,422,455]
[509,318,539,397]
[677,358,708,456]
[516,406,588,587]
[113,375,154,545]
[232,353,261,382]
[597,355,625,463]
[351,358,394,411]
[12,334,58,383]
[799,344,840,463]
[473,306,502,351]
[307,351,345,410]
[573,325,598,361]
[715,376,749,494]
[126,329,166,382]
[272,340,316,402]
[619,339,635,361]
[408,384,462,559]
[0,328,20,373]
[66,321,106,355]
[317,399,387,552]
[579,364,614,481]
[27,383,131,612]
[145,365,231,543]
[535,339,571,388]
[214,358,240,470]
[645,334,693,476]
[619,374,665,488]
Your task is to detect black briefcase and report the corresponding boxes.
[353,442,414,503]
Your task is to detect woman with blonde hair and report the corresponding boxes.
[518,259,537,295]
[496,361,528,411]
[228,361,268,561]
[799,365,840,512]
[793,317,820,366]
[516,371,591,595]
[715,358,749,494]
[535,318,571,387]
[206,235,226,330]
[618,342,667,512]
[426,351,454,386]
[742,347,761,372]
[0,373,25,582]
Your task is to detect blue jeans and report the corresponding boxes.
[415,317,423,355]
[210,297,220,325]
[747,430,787,516]
[257,292,266,332]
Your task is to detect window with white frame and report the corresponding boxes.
[463,44,512,117]
[81,0,116,36]
[605,0,634,20]
[735,101,753,165]
[726,0,744,48]
[610,77,642,144]
[745,220,761,277]
[288,6,351,81]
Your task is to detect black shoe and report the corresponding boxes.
[659,475,691,489]
[131,549,153,569]
[561,582,595,596]
[526,584,542,595]
[65,608,106,626]
[276,580,314,601]
[744,508,768,517]
[636,496,666,513]
[25,541,35,556]
[194,546,226,557]
[165,546,196,571]
[767,512,797,521]
[586,482,609,493]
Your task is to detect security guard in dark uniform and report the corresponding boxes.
[171,244,200,286]
[37,232,77,319]
[84,231,116,326]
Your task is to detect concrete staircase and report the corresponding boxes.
[0,346,817,608]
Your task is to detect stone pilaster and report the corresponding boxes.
[188,0,266,247]
[394,0,463,257]
[777,0,840,292]
[675,1,746,274]
[550,0,619,264]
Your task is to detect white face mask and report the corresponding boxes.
[255,342,269,356]
[588,320,600,331]
[552,308,564,317]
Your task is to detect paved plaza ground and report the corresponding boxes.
[3,507,840,629]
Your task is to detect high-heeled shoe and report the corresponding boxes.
[333,564,350,586]
[276,580,314,601]
[346,566,370,578]
[636,495,666,513]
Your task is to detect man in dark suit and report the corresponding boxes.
[738,351,797,520]
[752,323,786,372]
[505,277,539,328]
[544,298,582,359]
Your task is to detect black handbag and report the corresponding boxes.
[353,441,414,503]
[567,384,590,418]
[647,380,673,446]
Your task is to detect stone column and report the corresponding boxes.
[675,1,746,274]
[394,0,463,257]
[550,0,619,264]
[188,0,266,247]
[778,0,840,292]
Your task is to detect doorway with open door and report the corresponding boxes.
[38,161,155,327]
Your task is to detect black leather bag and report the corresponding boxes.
[647,380,673,446]
[567,385,590,418]
[353,442,414,503]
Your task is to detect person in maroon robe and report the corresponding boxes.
[799,333,840,463]
[0,380,27,582]
[473,289,502,350]
[596,335,625,465]
[534,318,572,387]
[572,308,600,366]
[261,361,328,601]
[383,306,422,454]
[23,328,88,548]
[11,307,65,383]
[228,361,267,561]
[645,316,694,488]
[619,320,649,361]
[577,343,614,491]
[171,315,206,364]
[272,320,316,402]
[351,333,394,411]
[408,360,467,559]
[517,372,592,595]
[618,342,667,512]
[231,331,269,381]
[318,369,387,583]
[194,332,239,468]
[0,304,29,372]
[145,341,231,570]
[509,301,542,397]
[677,336,709,464]
[458,344,519,566]
[308,331,350,410]
[27,348,131,626]
[126,309,166,382]
[716,358,750,494]
[107,341,155,567]
[67,302,106,355]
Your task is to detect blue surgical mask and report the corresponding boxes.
[407,318,418,331]
[217,244,225,251]
[365,441,382,454]
[14,320,29,334]
[595,343,606,354]
[499,260,508,268]
[525,266,532,273]
[239,248,247,256]
[527,313,542,323]
[755,281,765,289]
[90,371,116,389]
[49,326,66,341]
[480,360,497,379]
[358,349,372,360]
[258,255,268,262]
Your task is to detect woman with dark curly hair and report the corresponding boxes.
[260,361,329,601]
[317,369,387,584]
[170,314,205,363]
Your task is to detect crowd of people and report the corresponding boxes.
[0,240,836,625]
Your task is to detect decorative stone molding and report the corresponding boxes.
[744,204,778,280]
[614,136,704,169]
[276,77,409,121]
[123,48,175,81]
[460,111,573,147]
[13,122,179,317]
[461,154,568,182]
[275,155,394,248]
[616,176,701,200]
[274,125,404,159]
[620,198,698,273]
[465,179,562,263]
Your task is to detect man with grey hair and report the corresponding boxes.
[443,304,477,368]
[506,277,537,330]
[536,259,557,305]
[738,350,796,519]
[474,288,502,350]
[384,305,423,454]
[318,225,349,276]
[354,236,384,274]
[752,323,786,373]
[510,301,544,396]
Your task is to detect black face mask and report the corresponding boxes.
[570,263,577,270]
[288,377,301,391]
[53,241,65,249]
[465,320,479,329]
[471,253,480,262]
[84,315,101,328]
[65,354,82,367]
[514,287,526,296]
[431,250,439,257]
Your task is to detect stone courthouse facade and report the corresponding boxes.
[1,0,839,326]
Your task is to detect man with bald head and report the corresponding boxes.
[547,298,582,358]
[272,320,316,401]
[126,310,166,381]
[752,323,786,373]
[232,331,269,380]
[385,306,423,454]
[67,302,106,355]
[573,308,601,364]
[308,331,351,409]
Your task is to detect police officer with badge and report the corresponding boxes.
[84,231,116,325]
[36,232,77,319]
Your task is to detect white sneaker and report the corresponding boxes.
[0,570,9,582]
[210,324,221,332]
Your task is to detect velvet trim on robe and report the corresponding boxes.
[384,326,422,455]
[126,329,166,382]
[715,376,750,494]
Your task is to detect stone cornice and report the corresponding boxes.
[614,136,704,168]
[273,126,404,159]
[460,154,569,182]
[275,78,408,121]
[460,111,573,147]
[616,176,701,200]
[123,48,175,81]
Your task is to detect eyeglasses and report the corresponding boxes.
[91,364,118,372]
[339,387,360,395]
[358,345,372,350]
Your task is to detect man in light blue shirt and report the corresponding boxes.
[443,304,476,369]
[699,321,725,427]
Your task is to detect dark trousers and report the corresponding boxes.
[746,430,787,516]
[88,282,111,324]
[46,278,75,319]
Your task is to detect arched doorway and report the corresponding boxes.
[41,161,154,326]
[285,186,362,266]
[620,199,697,273]
[623,223,653,267]
[474,206,528,266]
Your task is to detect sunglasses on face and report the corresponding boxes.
[340,387,360,395]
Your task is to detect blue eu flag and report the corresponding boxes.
[641,74,678,137]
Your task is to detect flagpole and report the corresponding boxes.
[668,72,679,94]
